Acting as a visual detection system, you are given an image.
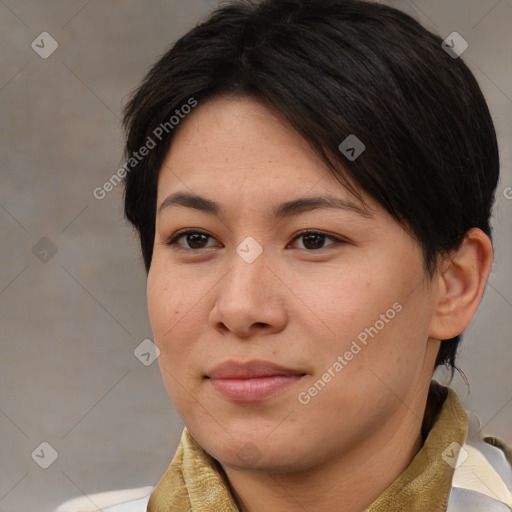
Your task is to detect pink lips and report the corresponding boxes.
[206,359,305,401]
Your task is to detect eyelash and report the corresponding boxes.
[164,229,346,252]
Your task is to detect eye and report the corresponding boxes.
[165,229,345,252]
[164,230,218,250]
[289,230,346,250]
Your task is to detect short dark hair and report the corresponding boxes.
[121,0,499,373]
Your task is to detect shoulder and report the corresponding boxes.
[484,436,512,468]
[55,486,153,512]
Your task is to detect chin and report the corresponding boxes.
[192,428,312,473]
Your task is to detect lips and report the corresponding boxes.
[205,359,306,401]
[206,359,305,379]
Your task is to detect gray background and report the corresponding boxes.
[0,1,511,511]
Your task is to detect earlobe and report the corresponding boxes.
[429,228,494,340]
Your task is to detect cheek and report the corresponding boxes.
[147,271,171,339]
[301,258,429,372]
[147,269,192,359]
[147,263,215,383]
[147,271,203,409]
[291,264,391,344]
[147,259,197,330]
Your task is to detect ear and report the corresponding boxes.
[429,228,494,340]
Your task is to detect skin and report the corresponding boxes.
[147,95,493,512]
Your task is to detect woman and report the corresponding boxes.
[119,0,511,510]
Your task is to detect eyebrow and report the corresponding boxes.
[158,191,373,219]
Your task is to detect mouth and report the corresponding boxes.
[205,359,306,402]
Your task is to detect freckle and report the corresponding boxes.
[175,310,180,315]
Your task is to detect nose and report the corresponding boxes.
[209,245,288,339]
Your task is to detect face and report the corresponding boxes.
[147,95,441,473]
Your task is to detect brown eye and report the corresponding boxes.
[290,230,345,250]
[165,230,218,250]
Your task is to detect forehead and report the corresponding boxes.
[159,96,323,183]
[156,95,375,214]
